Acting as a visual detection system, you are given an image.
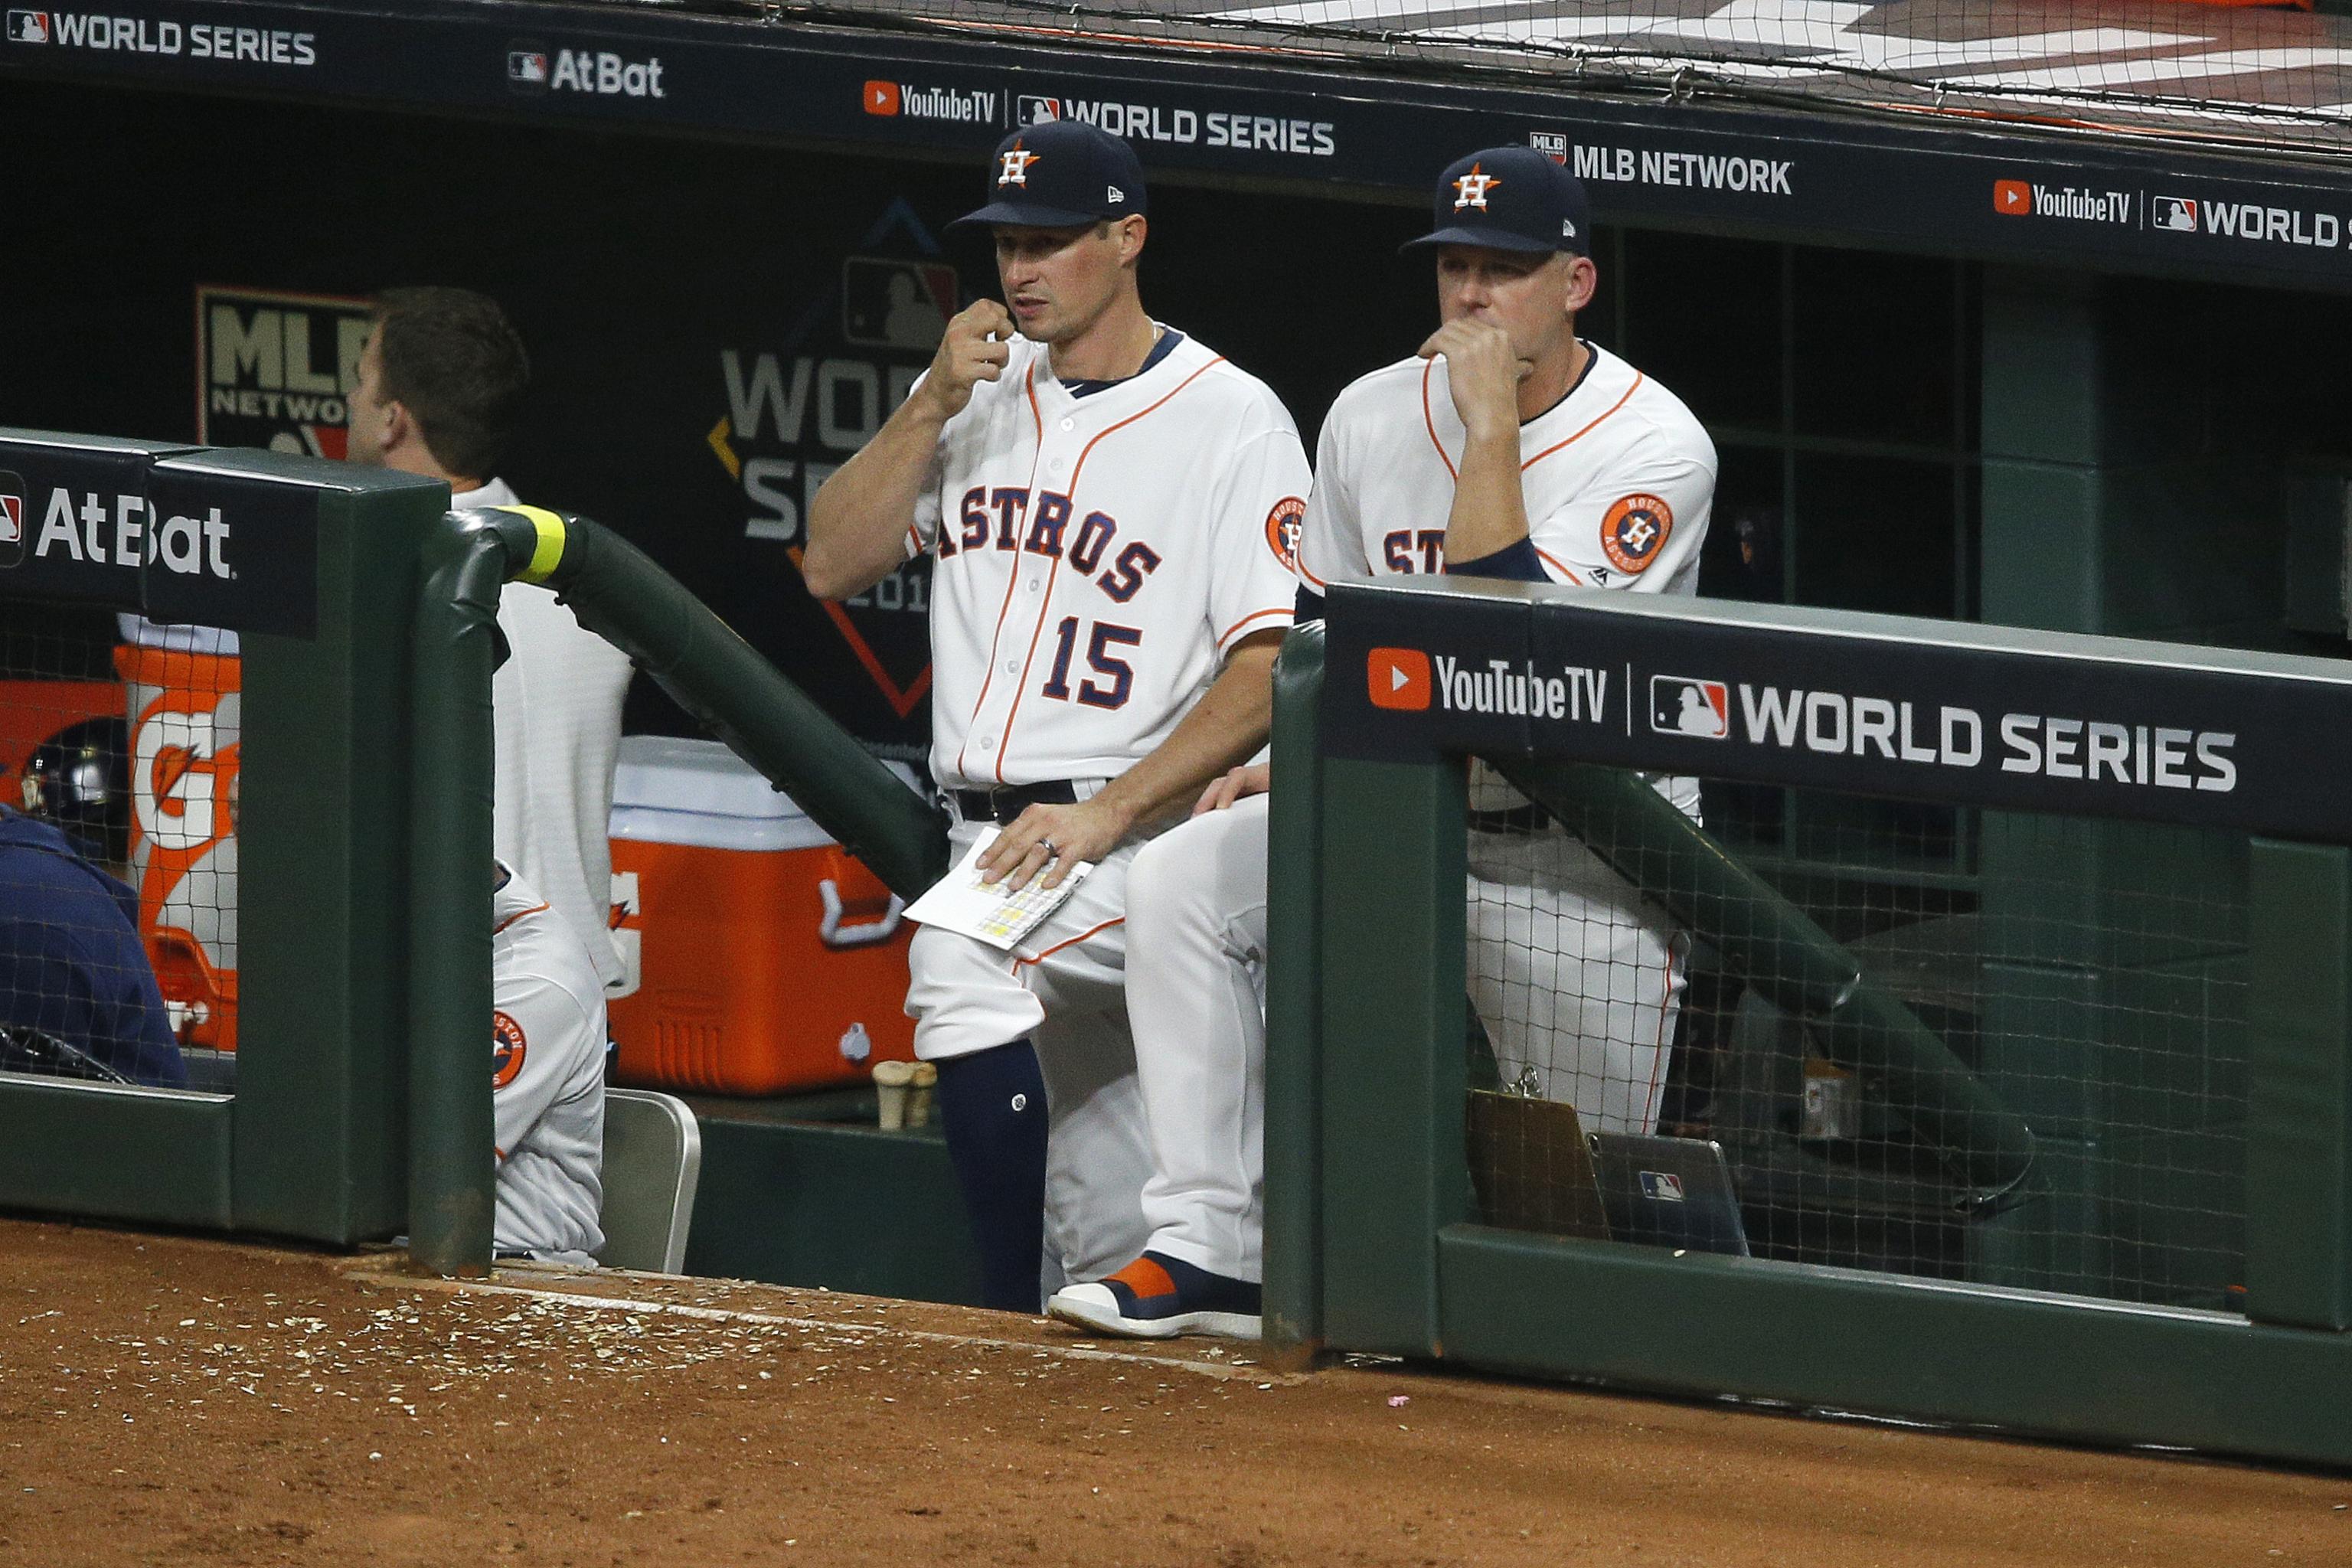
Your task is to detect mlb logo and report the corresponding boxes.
[1637,1170,1687,1204]
[1528,130,1568,165]
[0,475,25,568]
[1649,675,1728,740]
[506,46,547,88]
[2154,196,2198,233]
[5,10,50,43]
[1018,95,1063,124]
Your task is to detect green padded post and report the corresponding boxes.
[195,453,450,1245]
[1318,753,1465,1357]
[1263,624,1325,1351]
[2246,838,2352,1329]
[404,514,505,1277]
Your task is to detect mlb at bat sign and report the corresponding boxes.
[0,433,319,638]
[196,286,373,461]
[1322,580,2352,842]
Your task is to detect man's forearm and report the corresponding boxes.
[803,394,948,599]
[1444,433,1532,563]
[1096,638,1281,831]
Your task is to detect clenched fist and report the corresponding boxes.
[1418,318,1528,445]
[920,300,1017,422]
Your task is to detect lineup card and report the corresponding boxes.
[903,827,1095,952]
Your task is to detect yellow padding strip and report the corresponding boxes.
[502,505,569,584]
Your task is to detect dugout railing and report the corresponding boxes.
[1267,580,2352,1468]
[0,426,949,1274]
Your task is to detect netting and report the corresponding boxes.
[0,601,240,1093]
[763,0,2352,155]
[1463,770,2249,1314]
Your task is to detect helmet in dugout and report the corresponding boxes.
[20,715,132,866]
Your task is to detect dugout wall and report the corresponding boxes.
[0,430,447,1243]
[1271,583,2352,1466]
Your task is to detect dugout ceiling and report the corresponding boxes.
[12,0,2352,290]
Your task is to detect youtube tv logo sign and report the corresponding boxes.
[1994,178,2032,215]
[1367,647,1431,711]
[864,80,900,115]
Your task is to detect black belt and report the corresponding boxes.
[1466,804,1554,835]
[951,780,1080,825]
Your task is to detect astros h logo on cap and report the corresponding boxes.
[954,119,1149,230]
[1404,145,1592,256]
[998,141,1041,188]
[1452,162,1502,211]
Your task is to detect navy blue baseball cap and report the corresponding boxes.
[952,119,1148,230]
[1403,146,1591,256]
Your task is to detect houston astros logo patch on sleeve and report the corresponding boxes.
[492,1011,528,1088]
[1601,493,1672,573]
[1264,495,1306,569]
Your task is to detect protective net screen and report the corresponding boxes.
[1462,767,2249,1315]
[774,0,2352,154]
[0,601,240,1093]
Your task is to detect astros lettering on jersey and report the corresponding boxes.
[906,329,1306,792]
[1297,340,1713,599]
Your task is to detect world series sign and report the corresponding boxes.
[1321,577,2352,843]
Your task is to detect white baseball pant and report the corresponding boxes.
[1123,794,1272,1282]
[1116,801,1689,1282]
[906,818,1157,1289]
[1465,826,1688,1135]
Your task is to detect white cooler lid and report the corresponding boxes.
[609,734,926,851]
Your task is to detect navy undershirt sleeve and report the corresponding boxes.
[1446,537,1549,583]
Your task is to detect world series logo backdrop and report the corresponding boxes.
[704,197,961,739]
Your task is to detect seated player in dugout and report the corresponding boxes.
[1052,149,1716,1340]
[0,753,187,1086]
[348,288,634,1005]
[804,119,1308,1315]
[491,860,608,1266]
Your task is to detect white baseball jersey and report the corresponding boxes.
[908,329,1307,792]
[475,478,635,995]
[1298,341,1711,599]
[1110,343,1719,1284]
[492,864,607,1265]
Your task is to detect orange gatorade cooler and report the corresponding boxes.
[115,637,240,1052]
[606,735,921,1096]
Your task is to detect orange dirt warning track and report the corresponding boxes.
[0,1217,2343,1566]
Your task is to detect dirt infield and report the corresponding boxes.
[0,1219,2344,1566]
